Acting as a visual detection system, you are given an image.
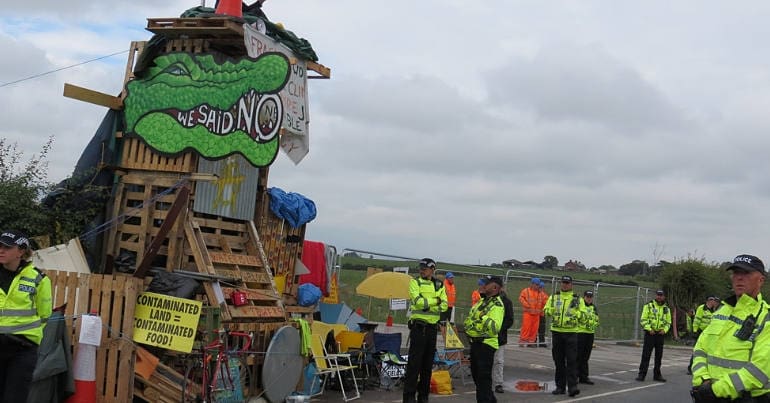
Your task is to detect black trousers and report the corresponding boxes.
[638,332,665,377]
[470,341,497,403]
[404,323,437,403]
[576,332,595,380]
[551,330,578,391]
[537,316,547,346]
[0,340,38,403]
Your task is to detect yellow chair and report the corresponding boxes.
[309,334,361,401]
[335,330,366,353]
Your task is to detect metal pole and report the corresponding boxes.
[634,286,641,342]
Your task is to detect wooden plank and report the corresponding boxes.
[63,83,123,110]
[209,251,262,267]
[221,287,278,301]
[134,184,190,278]
[307,61,331,79]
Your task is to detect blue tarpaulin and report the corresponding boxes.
[268,187,317,228]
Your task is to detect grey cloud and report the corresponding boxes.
[487,43,685,134]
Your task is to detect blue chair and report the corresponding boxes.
[372,332,406,389]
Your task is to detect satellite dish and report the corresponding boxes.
[262,326,303,403]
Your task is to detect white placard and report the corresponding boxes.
[390,267,410,311]
[243,23,310,164]
[79,314,103,346]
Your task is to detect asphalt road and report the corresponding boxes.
[312,340,694,403]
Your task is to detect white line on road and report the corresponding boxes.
[554,382,665,402]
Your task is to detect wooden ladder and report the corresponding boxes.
[185,214,285,322]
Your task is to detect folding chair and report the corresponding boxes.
[335,330,371,388]
[435,348,472,386]
[372,332,407,390]
[309,334,361,401]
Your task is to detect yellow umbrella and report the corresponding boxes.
[356,271,413,299]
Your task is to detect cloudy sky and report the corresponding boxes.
[2,1,770,268]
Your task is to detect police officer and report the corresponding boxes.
[688,296,720,374]
[464,275,505,403]
[636,289,671,382]
[0,230,52,402]
[544,275,584,397]
[404,258,447,403]
[577,290,599,385]
[691,254,770,402]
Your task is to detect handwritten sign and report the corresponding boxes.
[243,23,310,164]
[133,292,202,353]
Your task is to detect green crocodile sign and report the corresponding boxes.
[123,52,290,167]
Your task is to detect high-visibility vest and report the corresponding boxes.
[577,303,599,334]
[544,290,584,332]
[519,287,542,314]
[0,262,52,345]
[409,276,447,325]
[471,290,481,306]
[640,301,671,333]
[464,294,504,349]
[444,280,456,308]
[693,303,716,333]
[692,293,770,400]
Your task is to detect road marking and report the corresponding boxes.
[554,383,664,402]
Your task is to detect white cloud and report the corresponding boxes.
[3,1,770,268]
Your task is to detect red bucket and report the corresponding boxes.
[231,290,248,307]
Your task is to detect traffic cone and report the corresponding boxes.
[66,343,97,403]
[386,314,394,327]
[215,0,243,18]
[66,313,101,403]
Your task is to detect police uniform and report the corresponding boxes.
[577,291,599,384]
[0,231,53,402]
[636,290,671,382]
[404,258,447,403]
[464,276,504,403]
[543,275,585,396]
[691,255,770,402]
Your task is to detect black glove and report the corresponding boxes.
[690,383,727,403]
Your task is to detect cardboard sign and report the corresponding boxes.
[133,292,202,353]
[445,324,465,349]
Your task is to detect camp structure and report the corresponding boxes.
[57,2,331,402]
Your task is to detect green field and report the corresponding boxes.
[337,256,660,341]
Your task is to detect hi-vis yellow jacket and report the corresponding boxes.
[640,300,671,333]
[544,290,584,332]
[409,276,447,325]
[464,294,504,349]
[0,262,52,345]
[692,293,770,400]
[578,303,599,334]
[693,303,716,334]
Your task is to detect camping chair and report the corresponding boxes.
[435,348,471,386]
[309,334,361,401]
[372,332,407,390]
[335,330,371,388]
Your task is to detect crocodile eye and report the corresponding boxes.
[164,63,190,76]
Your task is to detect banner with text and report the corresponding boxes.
[133,292,202,353]
[244,23,310,164]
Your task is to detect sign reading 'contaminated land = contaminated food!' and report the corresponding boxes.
[133,292,202,353]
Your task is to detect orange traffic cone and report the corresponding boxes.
[66,343,97,403]
[215,0,243,18]
[386,314,394,327]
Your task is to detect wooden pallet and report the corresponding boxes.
[46,270,142,403]
[147,17,245,39]
[184,213,286,322]
[106,173,190,272]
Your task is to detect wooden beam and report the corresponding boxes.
[134,184,190,278]
[63,83,123,110]
[307,61,331,79]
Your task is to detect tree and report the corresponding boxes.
[657,257,728,311]
[0,137,109,246]
[618,260,649,276]
[0,138,53,238]
[543,255,558,269]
